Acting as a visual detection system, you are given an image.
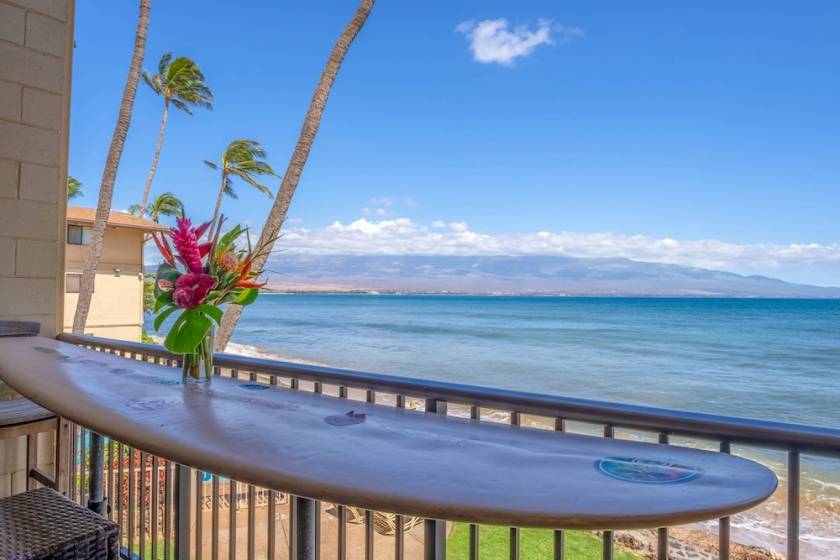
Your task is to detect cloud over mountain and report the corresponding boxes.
[276,217,840,282]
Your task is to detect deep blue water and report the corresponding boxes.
[152,295,840,428]
[147,295,840,554]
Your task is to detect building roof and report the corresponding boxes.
[66,206,170,233]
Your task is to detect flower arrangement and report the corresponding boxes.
[151,215,270,381]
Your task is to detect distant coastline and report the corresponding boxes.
[262,285,840,298]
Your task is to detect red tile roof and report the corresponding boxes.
[66,206,169,232]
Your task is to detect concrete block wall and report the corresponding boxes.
[0,0,74,496]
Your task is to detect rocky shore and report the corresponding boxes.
[614,528,782,560]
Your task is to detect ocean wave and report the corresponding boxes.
[224,341,333,368]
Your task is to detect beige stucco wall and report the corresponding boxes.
[63,225,146,341]
[0,0,74,497]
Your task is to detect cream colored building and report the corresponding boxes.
[63,206,167,341]
[0,0,74,497]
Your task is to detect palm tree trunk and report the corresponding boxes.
[210,170,228,233]
[72,0,151,334]
[139,99,169,215]
[215,0,376,351]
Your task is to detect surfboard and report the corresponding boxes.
[0,337,777,529]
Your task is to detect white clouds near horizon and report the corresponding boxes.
[456,18,583,66]
[275,217,840,282]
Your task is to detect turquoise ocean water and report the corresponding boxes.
[147,295,840,556]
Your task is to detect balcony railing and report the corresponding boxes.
[56,332,840,560]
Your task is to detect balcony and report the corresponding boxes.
[8,332,827,560]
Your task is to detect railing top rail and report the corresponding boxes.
[57,332,840,456]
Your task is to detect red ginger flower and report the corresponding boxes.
[172,273,215,309]
[170,217,211,274]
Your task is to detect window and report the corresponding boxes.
[67,225,92,245]
[65,273,81,293]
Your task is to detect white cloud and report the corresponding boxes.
[275,217,840,281]
[456,18,583,66]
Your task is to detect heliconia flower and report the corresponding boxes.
[234,280,266,289]
[171,273,215,309]
[193,221,211,240]
[170,217,205,274]
[198,242,213,258]
[151,232,175,267]
[216,251,238,272]
[157,278,174,292]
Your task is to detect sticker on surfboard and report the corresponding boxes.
[595,457,703,484]
[325,410,367,426]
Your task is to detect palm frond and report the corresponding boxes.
[203,160,219,170]
[66,176,83,200]
[141,70,162,95]
[158,52,173,77]
[149,192,184,221]
[223,177,238,199]
[164,56,213,113]
[171,98,192,115]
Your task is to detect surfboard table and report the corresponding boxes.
[0,336,776,532]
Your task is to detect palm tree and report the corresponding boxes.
[72,0,151,334]
[215,0,376,350]
[138,54,212,215]
[129,191,183,222]
[66,176,83,200]
[204,139,275,231]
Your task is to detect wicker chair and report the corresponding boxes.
[0,487,120,560]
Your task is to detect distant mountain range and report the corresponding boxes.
[242,254,840,298]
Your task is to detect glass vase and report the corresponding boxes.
[181,327,214,383]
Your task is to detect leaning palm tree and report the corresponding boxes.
[66,176,83,200]
[138,53,212,215]
[128,191,183,222]
[204,139,275,231]
[215,0,376,350]
[73,0,151,334]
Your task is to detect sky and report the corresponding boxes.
[68,1,840,286]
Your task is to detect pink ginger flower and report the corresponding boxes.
[170,217,211,274]
[172,273,215,309]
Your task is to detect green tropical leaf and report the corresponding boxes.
[193,304,223,326]
[153,304,178,331]
[234,288,259,306]
[154,290,172,312]
[218,225,243,250]
[164,308,213,354]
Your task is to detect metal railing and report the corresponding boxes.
[57,332,840,560]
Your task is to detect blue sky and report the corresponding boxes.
[68,1,839,285]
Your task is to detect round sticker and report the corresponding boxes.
[595,456,703,484]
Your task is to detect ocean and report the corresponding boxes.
[146,295,840,557]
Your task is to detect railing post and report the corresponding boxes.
[87,431,107,515]
[424,398,447,560]
[787,451,800,560]
[175,464,193,560]
[294,496,317,560]
[719,441,731,560]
